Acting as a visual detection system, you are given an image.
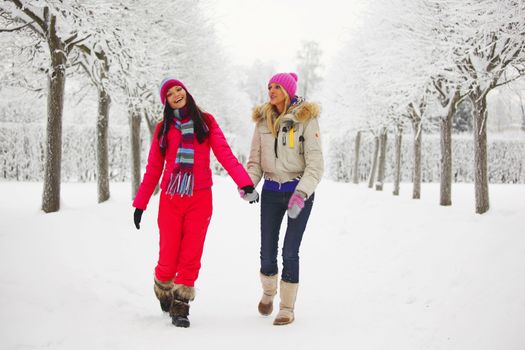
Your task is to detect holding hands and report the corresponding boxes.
[239,185,259,204]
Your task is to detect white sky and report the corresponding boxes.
[203,0,366,71]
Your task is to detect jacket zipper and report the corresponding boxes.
[274,129,279,158]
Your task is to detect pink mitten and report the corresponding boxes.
[287,192,305,219]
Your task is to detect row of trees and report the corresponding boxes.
[324,0,525,213]
[1,0,326,214]
[0,0,249,212]
[2,1,523,215]
[328,132,525,184]
[5,123,523,183]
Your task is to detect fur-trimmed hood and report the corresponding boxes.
[251,98,320,124]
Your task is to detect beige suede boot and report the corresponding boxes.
[273,280,299,325]
[153,277,174,313]
[258,273,278,316]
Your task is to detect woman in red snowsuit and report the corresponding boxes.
[132,78,259,328]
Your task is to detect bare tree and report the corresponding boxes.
[73,47,111,203]
[368,135,379,189]
[507,79,525,132]
[243,60,277,106]
[432,78,462,206]
[129,103,142,198]
[352,131,361,184]
[96,72,110,202]
[450,0,525,213]
[296,40,323,99]
[393,124,403,196]
[408,98,427,199]
[1,1,94,212]
[375,128,388,191]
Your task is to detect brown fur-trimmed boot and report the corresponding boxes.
[153,277,174,313]
[169,284,196,328]
[258,273,278,316]
[273,280,299,326]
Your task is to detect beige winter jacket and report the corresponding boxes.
[247,99,324,198]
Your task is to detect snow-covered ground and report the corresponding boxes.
[1,178,524,350]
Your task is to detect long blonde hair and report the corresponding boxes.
[262,87,291,137]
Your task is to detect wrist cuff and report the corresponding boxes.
[296,190,307,199]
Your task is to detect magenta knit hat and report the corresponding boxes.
[268,72,298,98]
[159,77,187,105]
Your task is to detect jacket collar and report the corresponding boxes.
[251,98,320,124]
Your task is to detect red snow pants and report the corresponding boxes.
[154,189,213,287]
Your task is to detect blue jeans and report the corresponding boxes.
[259,189,314,283]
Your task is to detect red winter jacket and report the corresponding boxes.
[133,113,253,210]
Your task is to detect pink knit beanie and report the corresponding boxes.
[159,77,187,105]
[268,72,298,98]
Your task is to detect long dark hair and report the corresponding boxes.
[158,92,210,155]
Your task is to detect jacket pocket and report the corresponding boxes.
[260,131,276,172]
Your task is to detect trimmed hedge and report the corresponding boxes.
[328,132,525,184]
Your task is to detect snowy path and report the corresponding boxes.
[1,178,524,350]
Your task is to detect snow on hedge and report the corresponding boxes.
[328,132,525,184]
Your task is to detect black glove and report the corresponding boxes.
[134,208,144,229]
[240,185,259,203]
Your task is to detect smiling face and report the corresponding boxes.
[166,85,187,109]
[268,83,287,113]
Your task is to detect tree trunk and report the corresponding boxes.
[144,111,157,137]
[439,94,459,206]
[97,89,110,203]
[352,131,361,184]
[521,102,525,132]
[375,131,387,191]
[393,127,402,196]
[42,22,66,213]
[471,92,490,214]
[412,120,422,199]
[130,109,142,199]
[517,92,525,132]
[144,112,160,195]
[368,136,379,188]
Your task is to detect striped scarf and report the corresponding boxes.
[166,109,195,196]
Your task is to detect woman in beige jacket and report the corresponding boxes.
[246,72,324,325]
